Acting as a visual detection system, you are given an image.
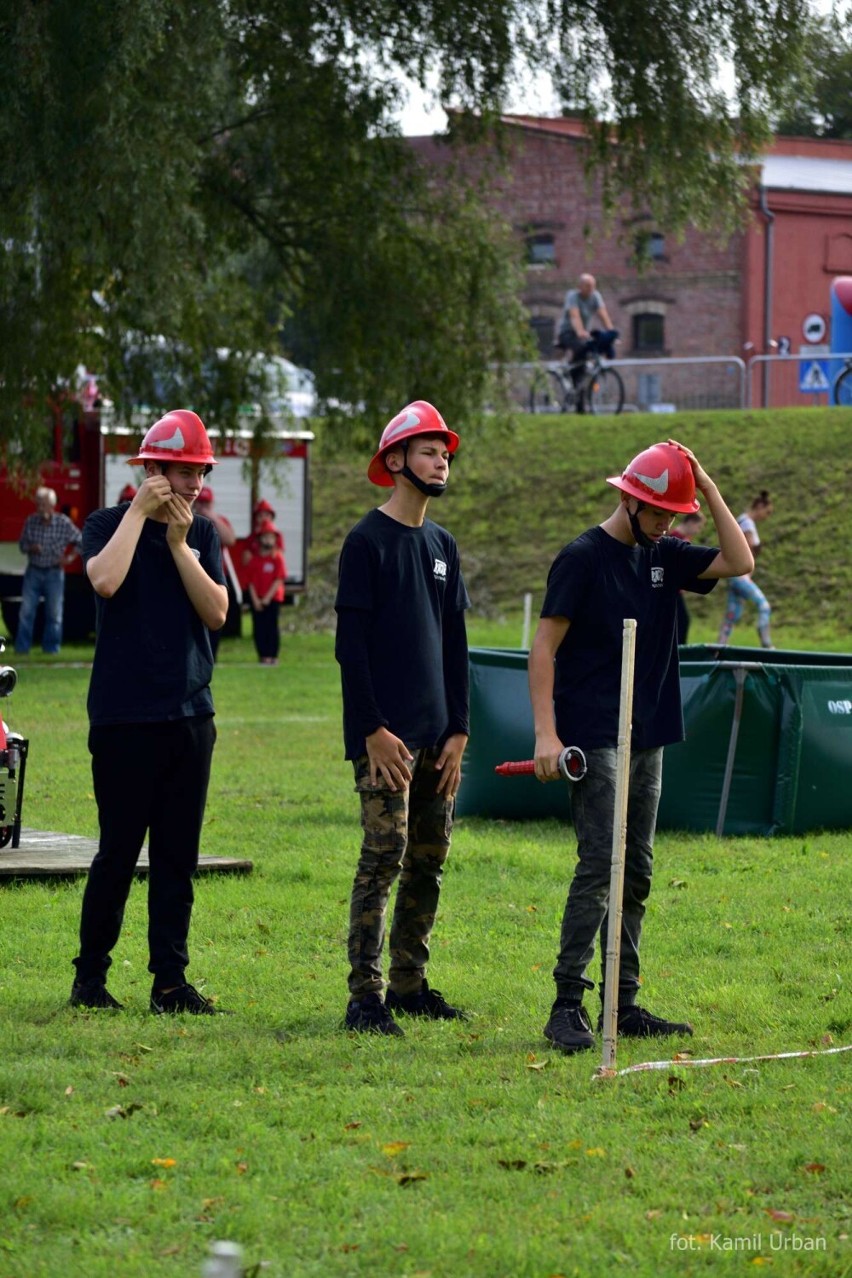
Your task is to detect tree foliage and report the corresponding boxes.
[0,0,808,462]
[773,10,852,139]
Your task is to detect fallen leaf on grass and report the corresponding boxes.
[235,1161,249,1175]
[646,1210,662,1220]
[111,1073,131,1087]
[397,1171,427,1186]
[160,1245,181,1257]
[812,1102,837,1113]
[381,1141,409,1157]
[667,1075,686,1093]
[149,1178,168,1192]
[689,1117,709,1132]
[64,1086,74,1097]
[673,1051,693,1061]
[585,1148,606,1158]
[71,1161,93,1172]
[803,1163,826,1174]
[151,1158,177,1169]
[749,1258,773,1266]
[344,1121,362,1130]
[526,1059,548,1071]
[624,1167,635,1179]
[766,1209,795,1222]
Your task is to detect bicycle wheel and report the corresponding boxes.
[832,365,852,406]
[587,367,624,415]
[529,368,569,413]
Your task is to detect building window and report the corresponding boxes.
[633,229,667,266]
[638,372,662,408]
[525,233,556,267]
[529,315,557,357]
[633,312,665,353]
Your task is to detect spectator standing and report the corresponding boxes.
[335,401,470,1036]
[245,520,286,664]
[70,410,228,1015]
[528,441,753,1054]
[15,487,82,655]
[717,491,775,649]
[670,511,707,643]
[194,486,242,658]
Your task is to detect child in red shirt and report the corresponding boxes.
[244,521,286,664]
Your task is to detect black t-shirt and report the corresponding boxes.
[334,507,471,760]
[541,526,718,750]
[82,504,224,726]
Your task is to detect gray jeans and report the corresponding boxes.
[554,745,663,1005]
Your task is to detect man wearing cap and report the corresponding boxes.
[335,400,471,1036]
[70,410,228,1016]
[528,439,753,1054]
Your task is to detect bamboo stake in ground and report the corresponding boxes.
[596,618,637,1080]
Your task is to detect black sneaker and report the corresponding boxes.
[150,983,221,1015]
[385,980,469,1021]
[543,999,594,1053]
[70,979,124,1010]
[344,992,404,1036]
[598,1005,693,1038]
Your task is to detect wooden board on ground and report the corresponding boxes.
[0,829,253,879]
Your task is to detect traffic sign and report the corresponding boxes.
[799,359,830,393]
[803,313,826,343]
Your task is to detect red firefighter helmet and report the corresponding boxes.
[197,486,214,504]
[129,409,217,468]
[367,400,459,487]
[118,484,137,503]
[606,442,700,514]
[253,498,276,517]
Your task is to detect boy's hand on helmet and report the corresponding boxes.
[667,439,711,492]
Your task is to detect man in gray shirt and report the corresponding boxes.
[556,273,619,413]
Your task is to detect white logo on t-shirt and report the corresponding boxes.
[433,558,447,579]
[651,565,664,587]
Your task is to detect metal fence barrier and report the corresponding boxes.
[508,350,852,413]
[745,351,852,409]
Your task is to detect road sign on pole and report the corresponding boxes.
[799,360,831,393]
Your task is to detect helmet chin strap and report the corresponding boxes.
[399,442,453,497]
[628,500,655,549]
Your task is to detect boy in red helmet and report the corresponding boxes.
[335,400,471,1035]
[70,410,229,1015]
[529,439,753,1053]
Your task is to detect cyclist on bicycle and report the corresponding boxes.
[557,273,619,413]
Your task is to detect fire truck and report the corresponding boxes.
[0,403,313,643]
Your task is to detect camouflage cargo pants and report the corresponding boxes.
[347,747,454,999]
[554,745,663,1006]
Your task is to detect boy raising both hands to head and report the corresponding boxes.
[335,401,471,1036]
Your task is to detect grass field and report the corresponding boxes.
[1,612,849,1277]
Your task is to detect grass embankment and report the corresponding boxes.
[304,406,852,649]
[0,623,849,1277]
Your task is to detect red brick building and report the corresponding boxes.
[410,117,852,409]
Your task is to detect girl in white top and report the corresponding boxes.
[717,490,774,648]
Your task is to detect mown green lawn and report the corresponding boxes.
[0,622,849,1277]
